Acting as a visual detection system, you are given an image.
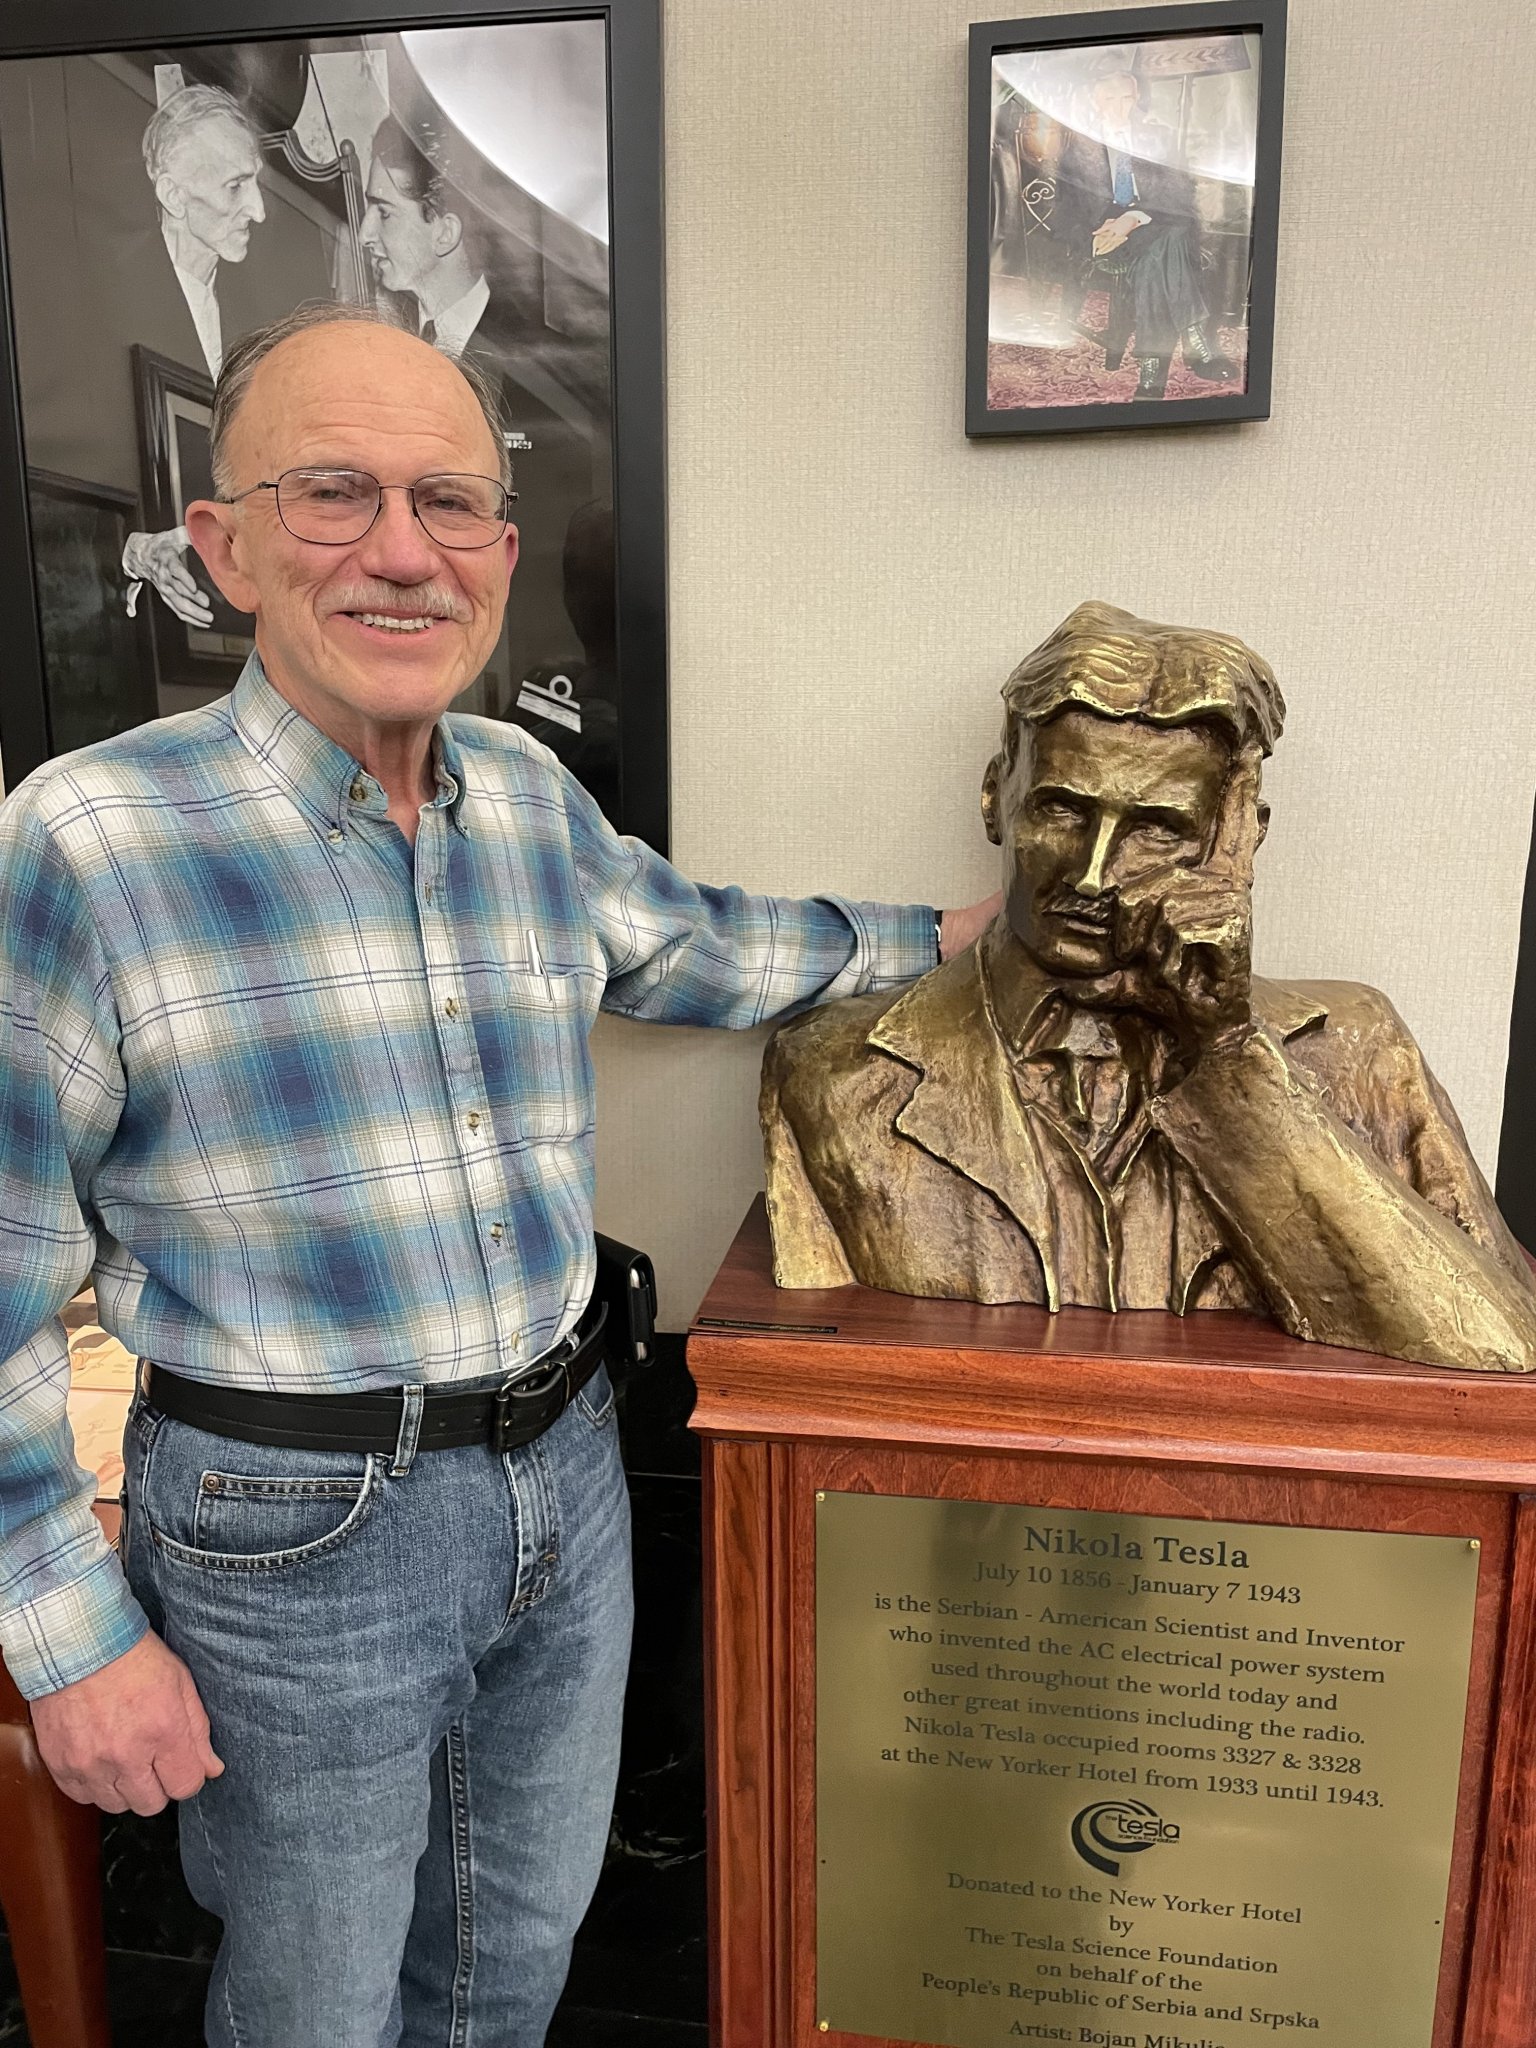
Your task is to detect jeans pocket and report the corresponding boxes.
[575,1363,616,1429]
[141,1413,378,1572]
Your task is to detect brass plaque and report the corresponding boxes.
[816,1494,1479,2048]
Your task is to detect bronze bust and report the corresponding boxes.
[761,602,1536,1372]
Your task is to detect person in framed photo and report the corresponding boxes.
[121,83,270,630]
[360,114,519,361]
[0,301,1000,2046]
[1051,58,1234,400]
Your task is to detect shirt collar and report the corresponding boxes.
[227,652,469,838]
[423,273,491,359]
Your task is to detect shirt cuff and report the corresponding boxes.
[0,1546,150,1700]
[864,901,940,990]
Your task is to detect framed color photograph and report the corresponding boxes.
[0,0,667,848]
[967,0,1286,436]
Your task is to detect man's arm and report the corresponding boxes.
[1115,756,1536,1370]
[562,768,948,1026]
[1151,1021,1536,1370]
[0,801,141,1695]
[0,796,223,1808]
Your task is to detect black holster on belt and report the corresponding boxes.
[593,1233,657,1379]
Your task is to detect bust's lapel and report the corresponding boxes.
[868,952,1062,1309]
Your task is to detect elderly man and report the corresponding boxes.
[763,600,1536,1373]
[123,82,269,631]
[0,305,996,2045]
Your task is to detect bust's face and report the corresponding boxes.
[993,707,1230,980]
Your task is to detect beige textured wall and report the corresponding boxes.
[592,0,1536,1325]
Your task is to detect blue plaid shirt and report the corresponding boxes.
[0,656,935,1697]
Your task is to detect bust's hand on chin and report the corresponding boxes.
[1110,753,1264,1071]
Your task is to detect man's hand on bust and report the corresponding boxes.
[1112,754,1263,1063]
[30,1630,225,1815]
[940,891,1004,962]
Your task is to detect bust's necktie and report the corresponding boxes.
[1109,149,1136,208]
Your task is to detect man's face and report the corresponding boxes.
[360,160,440,297]
[1092,75,1140,131]
[991,706,1230,979]
[189,322,517,740]
[160,117,265,261]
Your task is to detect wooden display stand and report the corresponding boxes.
[689,1199,1536,2048]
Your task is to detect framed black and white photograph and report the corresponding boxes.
[967,0,1286,436]
[0,0,666,847]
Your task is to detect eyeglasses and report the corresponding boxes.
[222,468,517,549]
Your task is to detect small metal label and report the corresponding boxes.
[816,1494,1478,2048]
[694,1316,839,1335]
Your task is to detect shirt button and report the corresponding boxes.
[489,1222,504,1243]
[467,1112,481,1132]
[350,778,368,803]
[327,828,345,844]
[444,998,460,1019]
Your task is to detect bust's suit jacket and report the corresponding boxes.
[761,941,1536,1372]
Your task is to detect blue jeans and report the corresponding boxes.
[120,1366,633,2048]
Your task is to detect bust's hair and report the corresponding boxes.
[998,601,1286,766]
[209,301,512,495]
[142,84,255,187]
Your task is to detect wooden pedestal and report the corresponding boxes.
[689,1199,1536,2048]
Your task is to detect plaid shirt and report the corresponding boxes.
[0,656,935,1696]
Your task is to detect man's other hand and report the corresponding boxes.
[939,892,1004,961]
[30,1631,225,1814]
[1092,212,1143,258]
[123,526,216,627]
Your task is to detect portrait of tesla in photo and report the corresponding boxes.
[0,21,623,820]
[986,28,1265,410]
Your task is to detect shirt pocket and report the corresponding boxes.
[495,962,598,1142]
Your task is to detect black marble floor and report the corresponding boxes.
[0,1341,707,2047]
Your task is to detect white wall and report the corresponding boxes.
[591,0,1536,1324]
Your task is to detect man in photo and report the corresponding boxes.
[1052,61,1232,400]
[360,115,512,361]
[122,83,269,630]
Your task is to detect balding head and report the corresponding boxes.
[210,302,510,496]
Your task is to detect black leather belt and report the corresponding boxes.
[144,1301,609,1456]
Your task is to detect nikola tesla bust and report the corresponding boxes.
[761,601,1536,1373]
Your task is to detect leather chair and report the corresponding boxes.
[0,1503,115,2048]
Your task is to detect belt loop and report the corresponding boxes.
[391,1385,425,1477]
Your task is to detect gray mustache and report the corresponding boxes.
[327,581,472,624]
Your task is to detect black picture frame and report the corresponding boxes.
[25,466,158,755]
[966,0,1286,438]
[0,0,669,853]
